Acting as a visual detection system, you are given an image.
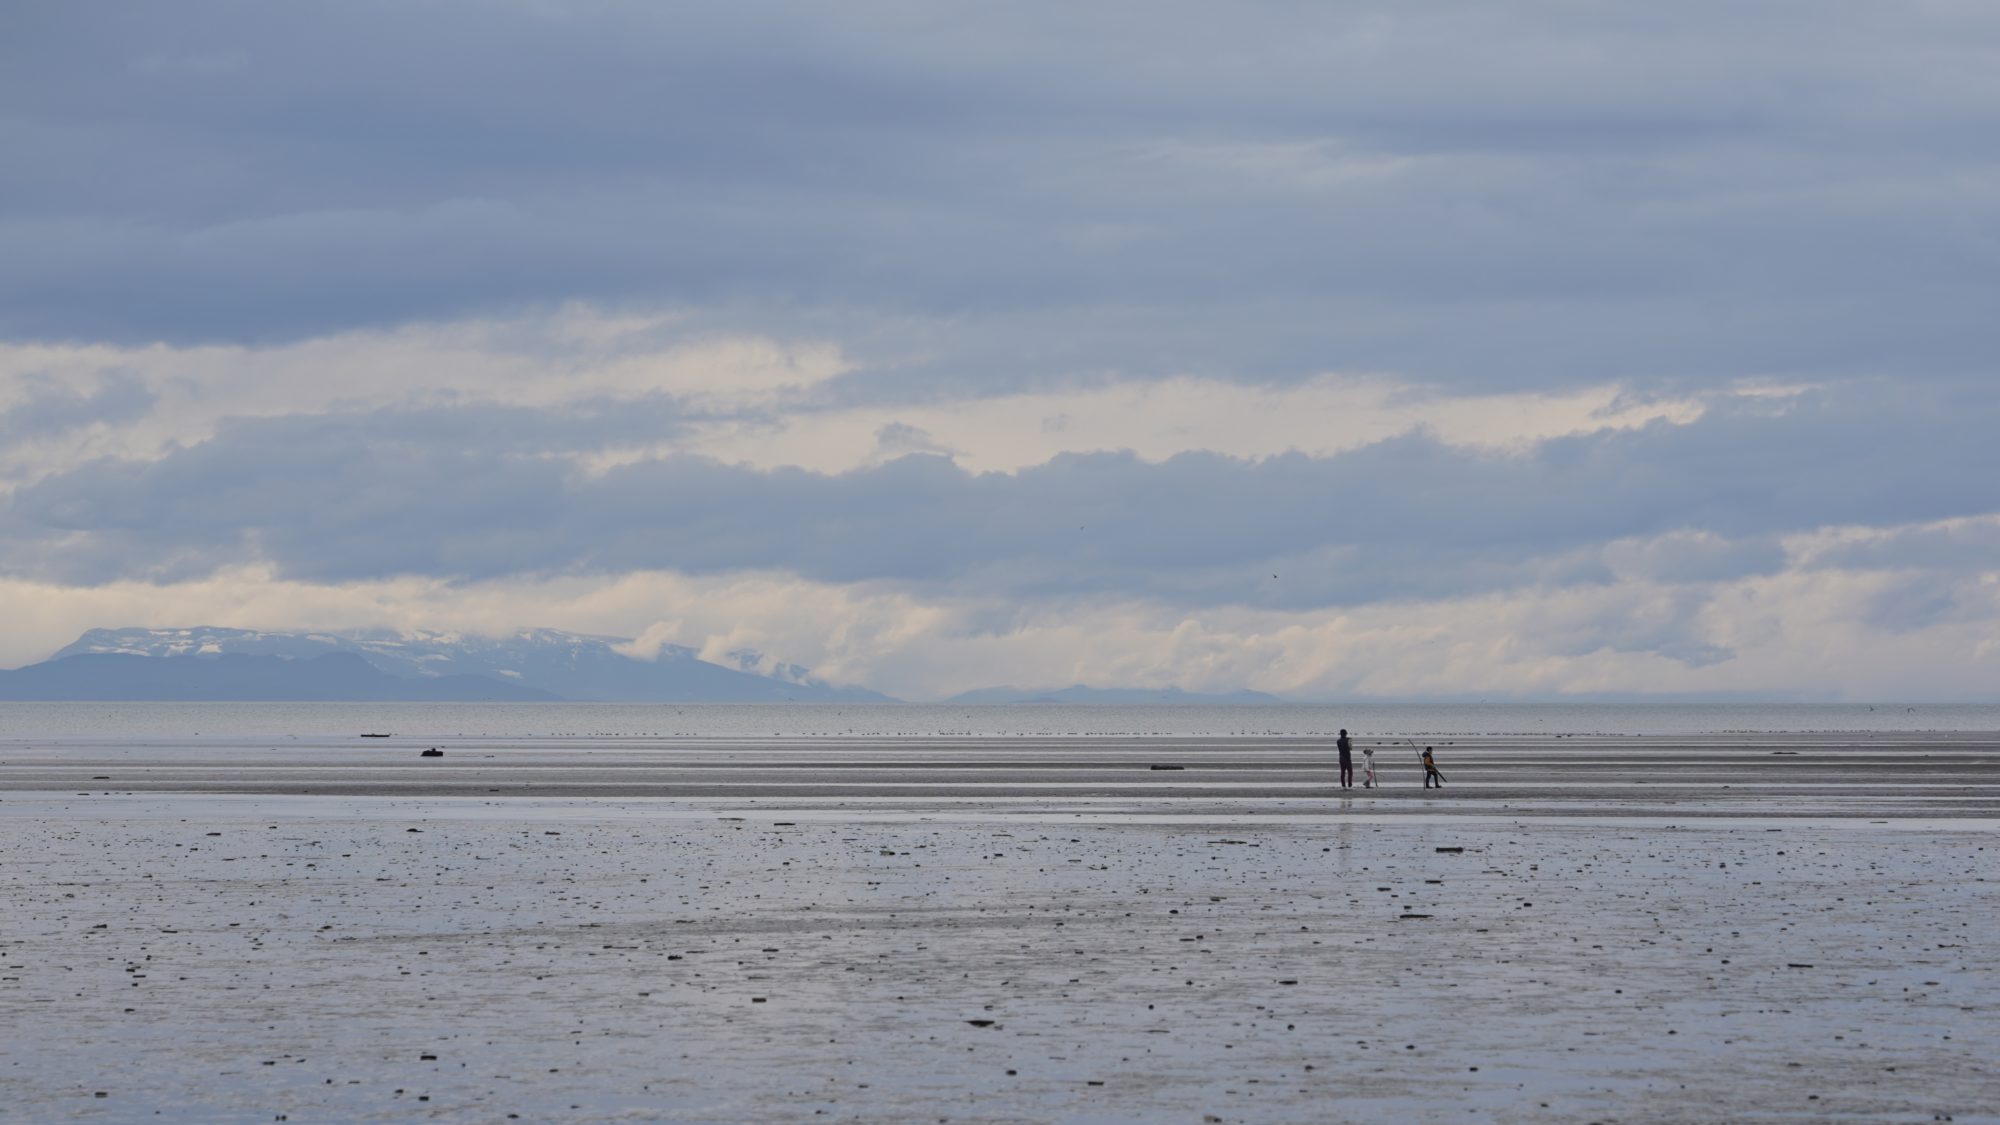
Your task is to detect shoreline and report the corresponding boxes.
[3,732,1994,1122]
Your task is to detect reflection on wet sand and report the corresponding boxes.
[1,732,1993,1121]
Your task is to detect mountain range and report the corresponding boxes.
[0,627,1296,703]
[0,627,892,702]
[0,650,559,702]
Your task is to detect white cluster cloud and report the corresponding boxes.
[7,3,2000,698]
[1,309,1725,484]
[672,373,1712,475]
[4,506,1997,701]
[0,310,851,487]
[3,301,1996,700]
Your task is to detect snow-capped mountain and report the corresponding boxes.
[0,649,558,702]
[44,627,894,702]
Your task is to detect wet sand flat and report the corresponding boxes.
[7,731,2000,814]
[2,733,1996,1122]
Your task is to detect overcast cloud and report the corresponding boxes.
[3,2,1998,697]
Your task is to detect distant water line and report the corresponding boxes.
[4,701,2000,741]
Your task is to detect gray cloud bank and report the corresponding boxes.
[5,2,2000,393]
[6,3,2000,695]
[6,380,1993,613]
[0,373,155,446]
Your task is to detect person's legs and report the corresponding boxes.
[1341,762,1352,787]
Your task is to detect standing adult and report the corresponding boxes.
[1337,729,1354,789]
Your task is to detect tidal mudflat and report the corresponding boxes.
[2,734,1995,1122]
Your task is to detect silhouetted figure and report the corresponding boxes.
[1337,729,1353,789]
[1422,746,1445,789]
[1362,746,1377,788]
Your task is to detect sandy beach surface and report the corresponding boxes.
[3,732,1995,1122]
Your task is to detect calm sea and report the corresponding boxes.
[3,701,1998,741]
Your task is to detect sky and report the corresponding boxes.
[4,1,2000,700]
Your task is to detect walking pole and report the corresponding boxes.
[1412,740,1447,786]
[1406,739,1446,787]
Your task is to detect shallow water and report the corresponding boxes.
[9,699,2000,740]
[2,731,1995,1122]
[7,732,1998,821]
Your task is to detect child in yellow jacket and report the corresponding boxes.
[1422,746,1445,789]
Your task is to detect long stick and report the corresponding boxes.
[1407,738,1446,782]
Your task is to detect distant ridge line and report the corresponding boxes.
[10,626,893,703]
